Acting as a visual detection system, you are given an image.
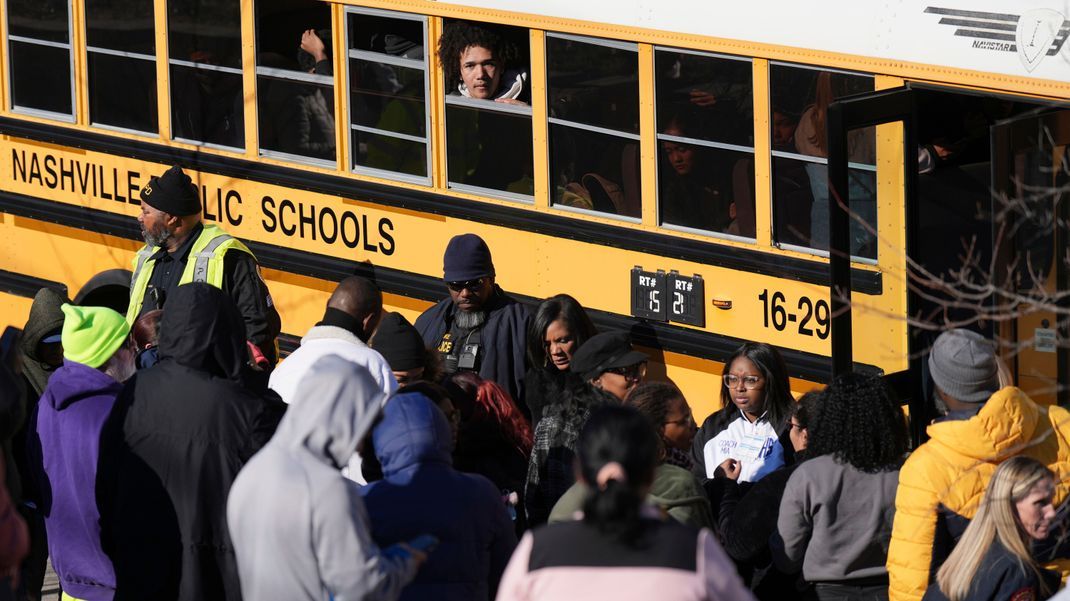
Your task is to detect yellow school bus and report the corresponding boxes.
[2,0,1068,426]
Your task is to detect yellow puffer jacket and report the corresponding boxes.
[887,387,1070,601]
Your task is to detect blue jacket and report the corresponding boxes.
[361,392,517,601]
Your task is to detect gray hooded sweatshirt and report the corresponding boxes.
[227,355,419,601]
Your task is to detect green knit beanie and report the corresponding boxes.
[61,304,131,368]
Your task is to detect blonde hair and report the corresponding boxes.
[935,456,1054,601]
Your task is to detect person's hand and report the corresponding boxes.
[495,98,528,106]
[397,543,428,567]
[689,89,717,107]
[719,458,741,481]
[300,29,327,63]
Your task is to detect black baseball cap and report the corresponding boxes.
[570,331,647,381]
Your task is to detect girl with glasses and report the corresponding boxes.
[691,342,796,484]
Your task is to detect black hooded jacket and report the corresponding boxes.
[99,283,285,601]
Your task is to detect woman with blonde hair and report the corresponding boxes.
[924,456,1060,601]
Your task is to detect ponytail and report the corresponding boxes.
[578,405,659,546]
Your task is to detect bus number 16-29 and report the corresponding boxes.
[758,289,831,339]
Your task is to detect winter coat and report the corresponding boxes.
[28,361,122,600]
[496,520,754,601]
[361,391,517,601]
[887,387,1070,601]
[548,464,714,530]
[0,457,27,579]
[228,355,419,601]
[12,287,69,506]
[522,365,584,423]
[270,324,397,404]
[691,407,793,483]
[414,287,531,404]
[922,539,1059,601]
[774,454,899,582]
[99,283,285,601]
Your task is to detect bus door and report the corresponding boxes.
[826,88,926,441]
[991,109,1070,406]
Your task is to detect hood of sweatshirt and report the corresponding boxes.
[157,283,247,383]
[270,354,387,469]
[373,391,453,477]
[19,287,70,395]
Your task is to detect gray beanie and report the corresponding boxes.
[928,329,1000,403]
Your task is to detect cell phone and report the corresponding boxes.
[408,534,439,554]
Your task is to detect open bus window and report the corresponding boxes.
[655,49,754,238]
[254,0,335,165]
[6,0,73,119]
[168,0,244,149]
[84,0,158,134]
[441,20,533,200]
[769,64,876,259]
[547,34,639,218]
[346,8,430,183]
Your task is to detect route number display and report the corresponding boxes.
[631,267,667,321]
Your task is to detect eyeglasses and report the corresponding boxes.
[605,362,647,381]
[446,278,486,292]
[723,374,763,390]
[790,421,806,431]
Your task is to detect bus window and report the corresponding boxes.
[85,0,158,134]
[168,0,244,149]
[547,34,639,219]
[6,0,73,119]
[254,0,335,165]
[441,20,533,200]
[346,8,429,183]
[655,49,753,238]
[769,64,876,259]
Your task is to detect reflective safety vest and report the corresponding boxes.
[126,222,255,323]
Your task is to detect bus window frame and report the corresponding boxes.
[768,60,878,264]
[252,2,336,170]
[652,45,755,242]
[442,24,536,204]
[544,31,640,220]
[166,0,246,153]
[5,0,76,123]
[344,5,432,187]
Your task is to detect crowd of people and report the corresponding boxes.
[1,162,1070,601]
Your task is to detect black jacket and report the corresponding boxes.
[414,286,531,403]
[522,365,585,423]
[100,284,285,601]
[922,539,1059,601]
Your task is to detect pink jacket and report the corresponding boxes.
[496,521,753,601]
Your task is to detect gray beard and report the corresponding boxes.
[143,227,173,248]
[454,309,486,332]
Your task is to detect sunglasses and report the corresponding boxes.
[446,278,486,292]
[604,362,647,381]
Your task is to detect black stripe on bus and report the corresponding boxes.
[0,268,68,299]
[0,117,882,295]
[0,190,879,383]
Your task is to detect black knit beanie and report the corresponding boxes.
[141,166,201,216]
[371,312,427,371]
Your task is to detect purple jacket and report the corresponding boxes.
[29,360,121,601]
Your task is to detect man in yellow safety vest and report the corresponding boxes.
[126,165,281,366]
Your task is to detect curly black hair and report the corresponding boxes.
[437,21,519,90]
[806,372,907,473]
